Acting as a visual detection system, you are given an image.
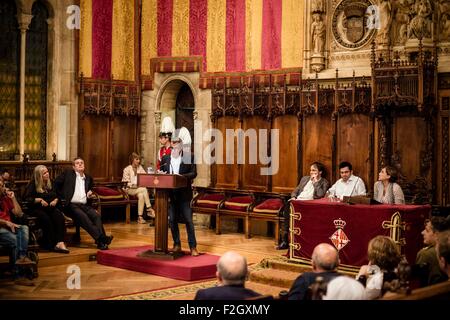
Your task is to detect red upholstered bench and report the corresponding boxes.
[191,188,226,232]
[217,194,255,238]
[92,184,131,224]
[249,197,286,244]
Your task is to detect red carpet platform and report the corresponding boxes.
[96,246,219,281]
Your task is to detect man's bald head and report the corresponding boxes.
[216,251,248,286]
[311,243,339,272]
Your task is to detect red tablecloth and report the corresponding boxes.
[289,199,430,268]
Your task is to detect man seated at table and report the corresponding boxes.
[277,162,329,250]
[326,161,366,201]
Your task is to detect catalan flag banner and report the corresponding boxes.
[141,0,304,75]
[79,0,137,81]
[79,1,303,79]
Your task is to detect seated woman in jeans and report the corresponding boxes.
[122,152,155,224]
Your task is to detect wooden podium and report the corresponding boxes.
[136,173,187,259]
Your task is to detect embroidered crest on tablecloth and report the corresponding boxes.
[330,218,350,251]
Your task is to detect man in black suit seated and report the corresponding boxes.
[54,157,112,250]
[288,243,340,300]
[194,251,262,300]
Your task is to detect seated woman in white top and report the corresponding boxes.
[122,152,155,224]
[373,166,405,204]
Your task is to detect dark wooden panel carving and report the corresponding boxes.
[337,114,372,191]
[392,117,431,203]
[110,117,138,181]
[241,117,269,191]
[79,116,109,181]
[302,114,333,181]
[442,117,449,205]
[271,116,299,194]
[214,117,239,189]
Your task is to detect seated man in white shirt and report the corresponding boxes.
[326,161,366,200]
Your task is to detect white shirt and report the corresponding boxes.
[297,179,315,200]
[327,175,366,200]
[170,157,182,174]
[71,172,87,204]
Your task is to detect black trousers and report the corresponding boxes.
[281,206,290,243]
[67,203,104,242]
[32,207,66,249]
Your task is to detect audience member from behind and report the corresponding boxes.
[194,251,262,300]
[25,165,69,253]
[288,243,340,300]
[373,166,405,204]
[326,161,366,200]
[356,235,401,299]
[415,217,449,286]
[54,157,113,250]
[436,229,450,278]
[0,179,35,271]
[322,276,367,300]
[122,152,155,224]
[277,162,329,250]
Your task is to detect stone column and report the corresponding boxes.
[17,13,33,157]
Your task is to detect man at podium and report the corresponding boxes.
[160,127,199,257]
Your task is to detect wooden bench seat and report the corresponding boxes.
[192,187,289,241]
[248,195,287,244]
[217,192,255,237]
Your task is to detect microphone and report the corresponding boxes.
[349,176,360,197]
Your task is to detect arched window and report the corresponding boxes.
[0,0,20,159]
[25,0,49,159]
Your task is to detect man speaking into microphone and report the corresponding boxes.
[160,127,199,257]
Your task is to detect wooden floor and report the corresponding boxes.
[0,220,283,300]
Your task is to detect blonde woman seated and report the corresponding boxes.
[25,165,69,253]
[373,166,405,204]
[122,153,155,224]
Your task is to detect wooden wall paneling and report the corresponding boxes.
[438,92,450,205]
[302,114,333,184]
[241,116,270,191]
[110,117,138,181]
[215,116,239,189]
[392,116,430,203]
[337,114,372,194]
[79,115,110,181]
[271,115,299,194]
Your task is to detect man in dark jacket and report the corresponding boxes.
[54,157,112,250]
[194,251,262,300]
[277,162,329,250]
[160,128,198,256]
[288,243,340,300]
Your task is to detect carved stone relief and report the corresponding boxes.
[332,0,376,50]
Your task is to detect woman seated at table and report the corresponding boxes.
[290,162,329,200]
[373,166,405,204]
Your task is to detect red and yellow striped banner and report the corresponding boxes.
[79,0,305,79]
[79,0,136,81]
[141,0,304,75]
